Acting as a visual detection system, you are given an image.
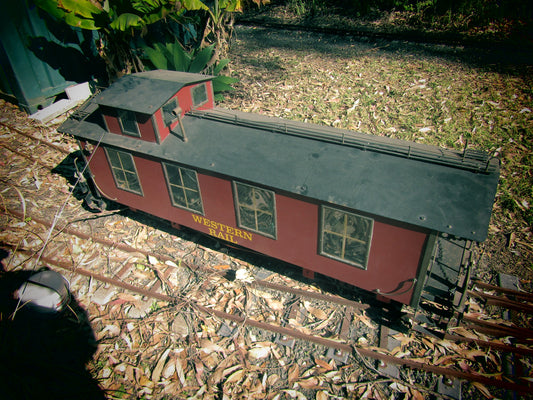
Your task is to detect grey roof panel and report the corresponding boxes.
[93,71,214,114]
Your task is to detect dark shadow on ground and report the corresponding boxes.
[0,252,106,400]
[233,25,533,76]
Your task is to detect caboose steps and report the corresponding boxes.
[413,234,472,335]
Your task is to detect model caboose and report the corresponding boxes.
[58,70,499,314]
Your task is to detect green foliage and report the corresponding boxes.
[34,0,185,32]
[283,0,533,24]
[142,40,239,101]
[34,0,261,80]
[286,0,326,16]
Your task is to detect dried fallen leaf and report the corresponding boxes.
[472,382,494,399]
[265,298,285,311]
[306,305,328,320]
[200,338,225,355]
[462,349,488,361]
[235,268,254,283]
[212,264,230,270]
[314,358,333,371]
[288,364,300,383]
[162,359,175,379]
[249,343,271,360]
[152,347,171,383]
[410,387,425,400]
[297,376,320,389]
[356,312,376,330]
[268,374,280,387]
[283,389,307,400]
[175,357,186,385]
[226,369,245,384]
[316,390,329,400]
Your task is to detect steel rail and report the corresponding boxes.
[442,333,533,357]
[9,249,532,395]
[472,279,533,302]
[468,289,533,314]
[462,315,533,339]
[0,142,56,169]
[0,121,71,155]
[5,213,533,359]
[4,208,533,388]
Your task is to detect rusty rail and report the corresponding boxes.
[8,250,531,395]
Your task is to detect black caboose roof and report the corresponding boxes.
[60,101,500,242]
[93,70,214,114]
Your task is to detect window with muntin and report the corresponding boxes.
[117,109,140,137]
[163,163,204,214]
[192,83,208,108]
[320,206,373,269]
[105,148,143,195]
[234,182,276,239]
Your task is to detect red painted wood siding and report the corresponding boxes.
[88,147,427,305]
[102,81,215,144]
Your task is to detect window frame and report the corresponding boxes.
[162,162,205,215]
[117,109,141,137]
[233,181,277,239]
[319,205,373,270]
[105,148,143,195]
[162,97,178,127]
[191,83,208,108]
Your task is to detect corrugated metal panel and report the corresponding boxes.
[0,1,79,113]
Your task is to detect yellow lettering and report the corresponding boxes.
[191,214,252,243]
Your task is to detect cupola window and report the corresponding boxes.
[117,109,140,137]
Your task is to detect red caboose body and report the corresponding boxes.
[59,71,499,309]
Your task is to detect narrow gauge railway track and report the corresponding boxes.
[0,121,71,155]
[2,207,533,395]
[6,204,533,351]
